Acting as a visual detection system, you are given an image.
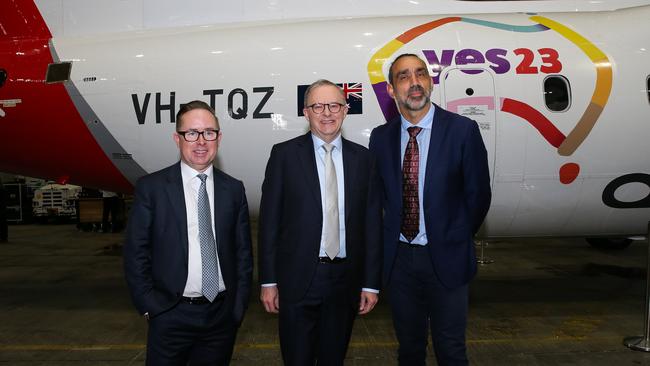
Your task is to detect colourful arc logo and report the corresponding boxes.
[367,15,612,184]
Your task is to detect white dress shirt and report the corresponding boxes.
[312,134,347,258]
[180,161,226,297]
[314,133,378,294]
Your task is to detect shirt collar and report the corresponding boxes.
[401,103,435,132]
[311,133,343,152]
[180,160,213,183]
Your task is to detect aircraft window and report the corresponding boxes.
[0,69,6,88]
[543,75,571,112]
[45,62,72,84]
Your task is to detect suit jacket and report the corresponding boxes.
[124,162,253,324]
[258,132,382,304]
[369,104,491,289]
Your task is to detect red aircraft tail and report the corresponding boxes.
[0,0,51,40]
[0,0,136,193]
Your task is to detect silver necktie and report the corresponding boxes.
[197,173,219,301]
[323,144,340,260]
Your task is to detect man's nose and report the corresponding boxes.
[409,73,420,86]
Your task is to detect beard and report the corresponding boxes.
[401,85,431,111]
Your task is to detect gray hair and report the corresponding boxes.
[388,53,425,86]
[303,79,345,106]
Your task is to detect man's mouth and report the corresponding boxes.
[408,86,425,99]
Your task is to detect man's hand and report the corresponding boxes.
[261,286,280,313]
[358,291,378,315]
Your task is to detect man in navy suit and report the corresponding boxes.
[124,100,253,365]
[258,80,382,365]
[369,54,491,365]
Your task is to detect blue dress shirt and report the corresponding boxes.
[399,105,435,245]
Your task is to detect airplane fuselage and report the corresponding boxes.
[1,1,649,238]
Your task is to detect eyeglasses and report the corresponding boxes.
[305,102,347,114]
[177,129,220,142]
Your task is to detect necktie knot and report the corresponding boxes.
[197,173,207,183]
[323,143,334,153]
[408,126,422,138]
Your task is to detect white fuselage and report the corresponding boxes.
[2,0,649,238]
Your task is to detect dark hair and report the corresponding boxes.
[387,53,426,86]
[303,79,345,107]
[176,100,219,130]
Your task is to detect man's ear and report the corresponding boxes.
[387,82,395,99]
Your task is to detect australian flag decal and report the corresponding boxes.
[297,82,363,116]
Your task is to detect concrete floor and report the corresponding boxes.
[2,223,650,365]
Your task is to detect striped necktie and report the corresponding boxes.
[323,143,340,259]
[197,173,219,301]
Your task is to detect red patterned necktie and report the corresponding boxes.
[401,126,422,242]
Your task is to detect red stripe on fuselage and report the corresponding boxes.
[501,98,566,148]
[0,0,133,193]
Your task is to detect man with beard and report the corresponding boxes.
[369,54,491,365]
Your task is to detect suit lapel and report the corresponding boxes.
[424,104,445,201]
[342,138,358,222]
[211,167,225,256]
[296,132,322,209]
[165,163,189,261]
[387,119,403,198]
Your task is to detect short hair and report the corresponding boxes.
[387,53,426,86]
[303,79,345,106]
[175,100,219,130]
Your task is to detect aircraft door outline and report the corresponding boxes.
[440,66,497,187]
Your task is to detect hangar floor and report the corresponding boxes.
[2,223,650,365]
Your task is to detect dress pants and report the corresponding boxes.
[389,243,469,366]
[279,261,356,366]
[146,294,236,366]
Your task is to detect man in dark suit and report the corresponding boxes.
[124,100,253,366]
[369,54,492,365]
[258,79,382,365]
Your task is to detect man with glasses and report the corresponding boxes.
[124,100,253,365]
[259,79,382,365]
